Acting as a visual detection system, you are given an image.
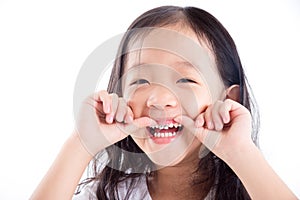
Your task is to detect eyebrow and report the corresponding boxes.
[130,61,195,69]
[174,61,195,68]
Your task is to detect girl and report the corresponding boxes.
[31,6,297,200]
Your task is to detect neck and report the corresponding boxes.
[147,153,211,199]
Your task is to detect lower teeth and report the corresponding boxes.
[153,132,177,138]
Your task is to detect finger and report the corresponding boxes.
[175,115,221,151]
[195,113,205,128]
[85,92,107,123]
[134,117,157,128]
[219,100,231,124]
[204,105,214,130]
[224,99,250,116]
[115,98,127,123]
[118,117,157,137]
[95,90,110,113]
[175,115,205,142]
[174,115,194,128]
[94,101,106,122]
[106,93,118,123]
[211,101,224,131]
[124,106,134,123]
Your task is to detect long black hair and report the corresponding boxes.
[78,6,259,200]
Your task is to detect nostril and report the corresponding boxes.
[149,104,164,110]
[146,88,178,108]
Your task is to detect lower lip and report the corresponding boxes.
[148,131,182,144]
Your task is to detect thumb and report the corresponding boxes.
[117,117,157,138]
[175,115,221,151]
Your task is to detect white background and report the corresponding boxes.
[0,0,299,199]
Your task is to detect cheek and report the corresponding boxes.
[177,86,211,118]
[126,88,148,117]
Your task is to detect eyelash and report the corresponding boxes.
[176,78,197,84]
[130,79,150,85]
[131,78,197,85]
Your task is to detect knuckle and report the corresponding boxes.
[110,93,118,99]
[99,90,108,94]
[224,98,234,105]
[98,90,108,98]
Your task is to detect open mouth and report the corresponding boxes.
[147,122,183,138]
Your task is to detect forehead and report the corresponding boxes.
[124,27,216,74]
[126,50,200,75]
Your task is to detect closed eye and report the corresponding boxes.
[176,78,198,84]
[130,79,150,85]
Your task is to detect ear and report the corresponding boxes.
[225,85,240,102]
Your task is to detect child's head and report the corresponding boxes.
[105,6,258,166]
[91,6,258,199]
[108,6,251,108]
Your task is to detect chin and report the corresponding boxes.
[133,133,202,170]
[148,152,188,169]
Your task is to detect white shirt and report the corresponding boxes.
[73,175,214,200]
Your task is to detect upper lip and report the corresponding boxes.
[150,117,180,124]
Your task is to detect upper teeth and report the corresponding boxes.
[150,123,182,130]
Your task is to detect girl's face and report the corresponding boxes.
[121,28,224,167]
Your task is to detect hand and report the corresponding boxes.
[176,99,253,162]
[74,90,156,156]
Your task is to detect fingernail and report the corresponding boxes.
[128,115,133,123]
[150,119,157,126]
[196,118,204,127]
[195,120,200,127]
[215,123,222,131]
[107,115,113,123]
[174,116,181,123]
[223,116,229,124]
[207,121,213,129]
[106,105,110,113]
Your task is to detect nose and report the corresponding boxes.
[146,85,178,109]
